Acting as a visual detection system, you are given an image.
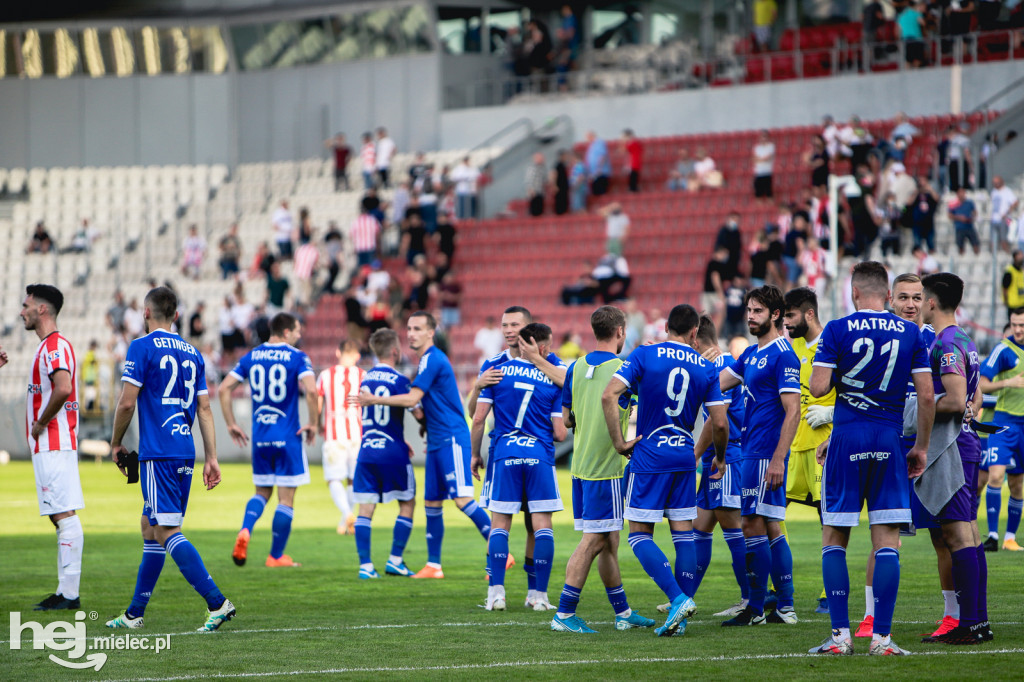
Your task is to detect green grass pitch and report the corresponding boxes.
[1,460,1021,681]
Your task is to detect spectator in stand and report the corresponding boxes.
[947,122,973,192]
[26,222,53,254]
[265,261,290,316]
[438,271,462,328]
[474,316,504,364]
[375,127,396,188]
[991,175,1019,253]
[622,128,643,192]
[666,148,696,191]
[360,132,376,189]
[181,224,207,279]
[63,218,101,253]
[552,149,570,215]
[936,126,952,193]
[350,205,381,273]
[554,4,579,79]
[408,151,428,184]
[822,115,845,159]
[912,245,940,275]
[723,276,749,340]
[693,147,721,189]
[798,236,828,291]
[297,207,314,245]
[218,296,238,356]
[391,180,411,227]
[896,1,927,68]
[599,202,630,255]
[752,129,775,202]
[752,0,777,51]
[714,211,743,280]
[218,223,242,280]
[361,188,385,225]
[701,247,730,331]
[272,199,294,260]
[585,131,611,196]
[401,212,427,265]
[323,223,343,294]
[123,298,145,339]
[324,132,350,191]
[449,156,481,220]
[569,151,588,212]
[436,210,457,263]
[863,0,886,46]
[750,226,784,288]
[526,152,548,217]
[911,175,939,251]
[877,191,903,256]
[949,186,981,255]
[293,236,320,310]
[888,112,921,153]
[188,301,205,346]
[560,261,600,305]
[416,164,439,233]
[106,289,127,333]
[783,212,810,290]
[979,0,1004,31]
[250,241,275,280]
[250,303,271,344]
[839,116,874,169]
[592,252,631,303]
[947,0,976,39]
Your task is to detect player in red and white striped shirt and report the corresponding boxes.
[16,284,85,610]
[317,340,366,534]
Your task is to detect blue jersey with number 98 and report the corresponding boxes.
[122,329,208,461]
[613,341,723,474]
[229,342,314,449]
[814,310,930,431]
[359,364,411,465]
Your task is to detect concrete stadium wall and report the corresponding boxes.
[439,61,1024,150]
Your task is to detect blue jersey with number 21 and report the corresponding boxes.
[614,341,723,474]
[229,342,314,448]
[814,310,930,431]
[122,329,208,461]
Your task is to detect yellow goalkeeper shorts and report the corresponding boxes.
[786,447,822,502]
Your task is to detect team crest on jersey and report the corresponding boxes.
[757,357,768,369]
[940,352,957,368]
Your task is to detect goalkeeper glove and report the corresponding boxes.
[805,404,834,429]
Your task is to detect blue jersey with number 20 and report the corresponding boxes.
[229,342,314,448]
[122,330,208,461]
[359,364,411,465]
[614,341,723,474]
[814,310,930,431]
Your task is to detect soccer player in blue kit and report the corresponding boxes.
[603,304,728,637]
[471,323,566,611]
[467,305,566,599]
[352,329,421,579]
[809,261,934,656]
[106,287,234,632]
[719,285,801,627]
[686,315,750,616]
[360,312,493,579]
[219,313,319,568]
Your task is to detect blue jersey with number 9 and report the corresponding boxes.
[613,341,723,474]
[814,310,930,431]
[122,329,208,461]
[229,342,314,449]
[359,364,411,465]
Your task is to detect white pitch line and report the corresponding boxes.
[4,619,1021,646]
[102,647,1024,682]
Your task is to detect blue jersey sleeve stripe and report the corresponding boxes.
[724,365,742,380]
[228,370,244,382]
[910,367,931,374]
[197,388,209,396]
[478,396,493,404]
[122,376,143,387]
[779,388,801,393]
[812,361,837,369]
[706,399,726,406]
[298,370,314,379]
[551,412,563,418]
[611,373,630,386]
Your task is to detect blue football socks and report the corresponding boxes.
[872,547,900,636]
[126,540,165,619]
[692,530,714,597]
[425,506,444,565]
[461,500,492,540]
[745,534,771,616]
[769,534,795,609]
[671,530,697,598]
[269,505,294,560]
[391,515,413,558]
[354,515,373,565]
[488,528,510,587]
[241,494,267,534]
[722,528,749,600]
[533,529,554,593]
[628,532,682,602]
[822,545,850,630]
[165,532,224,611]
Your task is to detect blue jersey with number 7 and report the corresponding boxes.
[122,329,208,461]
[613,341,723,474]
[479,358,561,462]
[814,310,930,430]
[229,342,314,449]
